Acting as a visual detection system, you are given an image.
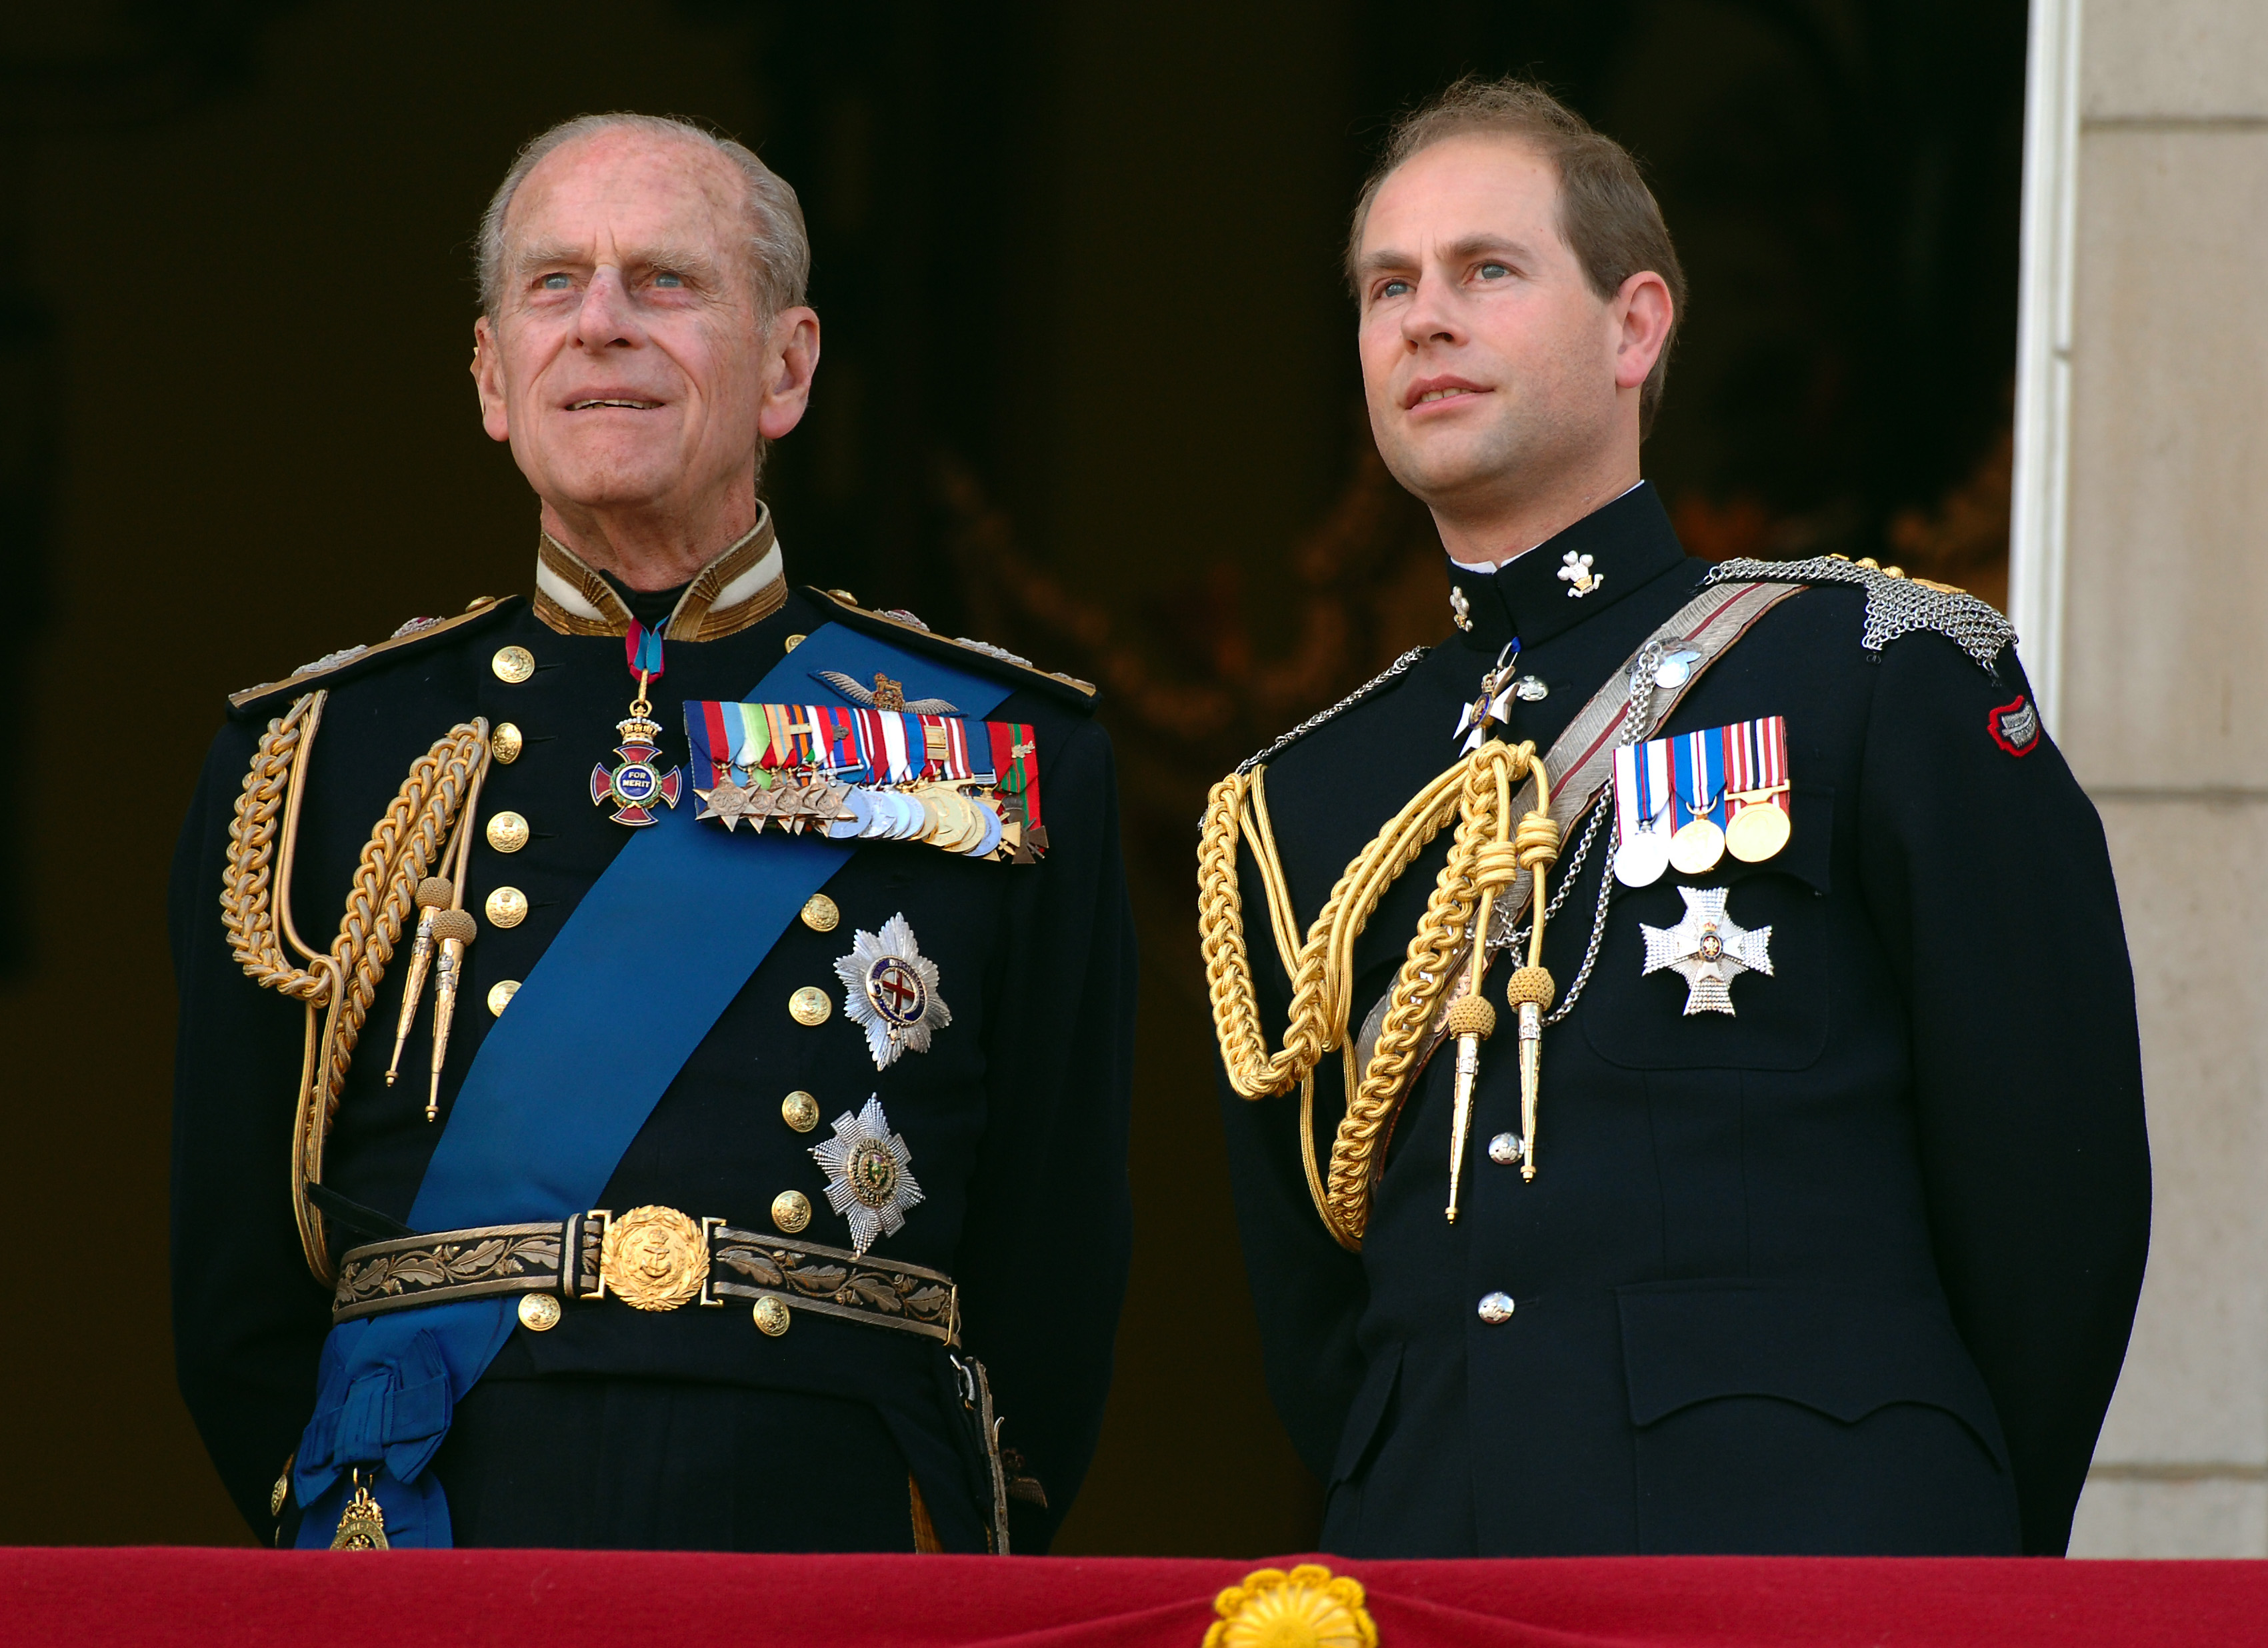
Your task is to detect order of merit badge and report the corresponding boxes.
[592,620,683,827]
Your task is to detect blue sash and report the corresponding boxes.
[293,623,1011,1546]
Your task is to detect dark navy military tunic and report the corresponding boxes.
[171,565,1135,1552]
[1219,483,2148,1557]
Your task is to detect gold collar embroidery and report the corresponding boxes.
[532,508,789,641]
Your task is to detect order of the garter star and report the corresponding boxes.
[834,914,952,1069]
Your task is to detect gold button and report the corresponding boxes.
[753,1297,791,1337]
[485,886,528,929]
[771,1190,812,1233]
[781,1091,820,1132]
[466,595,496,611]
[789,986,831,1026]
[491,644,535,683]
[486,811,529,853]
[517,1293,561,1331]
[784,633,807,652]
[825,589,858,605]
[800,893,840,933]
[487,979,521,1016]
[491,721,523,764]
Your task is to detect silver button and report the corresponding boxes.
[1513,675,1549,702]
[1488,1132,1521,1165]
[1477,1291,1515,1324]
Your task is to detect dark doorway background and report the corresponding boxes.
[0,0,2023,1551]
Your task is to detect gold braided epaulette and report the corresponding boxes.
[228,595,517,711]
[803,587,1098,707]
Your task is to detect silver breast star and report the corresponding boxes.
[833,913,953,1069]
[1641,885,1773,1015]
[810,1095,924,1255]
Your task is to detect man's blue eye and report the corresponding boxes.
[1478,263,1509,281]
[655,272,684,288]
[1381,278,1413,299]
[541,274,572,291]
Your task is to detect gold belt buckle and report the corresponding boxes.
[596,1204,711,1311]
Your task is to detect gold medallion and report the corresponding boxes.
[771,1190,812,1233]
[491,645,535,684]
[789,986,832,1026]
[781,1091,821,1132]
[485,811,529,853]
[484,886,528,929]
[490,721,523,763]
[753,1297,791,1337]
[598,1205,709,1311]
[784,633,807,652]
[330,1475,390,1550]
[1725,802,1792,863]
[1667,817,1725,876]
[516,1293,561,1331]
[1205,1564,1375,1648]
[486,979,520,1016]
[800,893,840,933]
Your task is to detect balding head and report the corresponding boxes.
[478,113,809,329]
[467,114,821,587]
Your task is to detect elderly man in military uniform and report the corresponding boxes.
[1203,79,2147,1557]
[171,112,1134,1553]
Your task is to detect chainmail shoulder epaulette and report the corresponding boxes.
[1233,646,1431,777]
[1699,556,2015,673]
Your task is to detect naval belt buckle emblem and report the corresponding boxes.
[1641,885,1773,1015]
[835,913,952,1069]
[812,1095,925,1255]
[591,710,683,827]
[597,1204,711,1310]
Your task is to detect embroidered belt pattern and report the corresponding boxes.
[333,1212,955,1343]
[711,1225,956,1340]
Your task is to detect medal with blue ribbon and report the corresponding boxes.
[590,619,683,827]
[1667,724,1727,875]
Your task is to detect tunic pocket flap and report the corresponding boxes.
[1615,1281,2007,1469]
[1329,1343,1405,1485]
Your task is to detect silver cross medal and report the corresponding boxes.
[1454,643,1522,753]
[1641,886,1773,1014]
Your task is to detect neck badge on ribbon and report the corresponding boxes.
[591,620,684,827]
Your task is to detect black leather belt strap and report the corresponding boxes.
[331,1210,959,1343]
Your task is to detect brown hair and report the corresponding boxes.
[1347,77,1687,436]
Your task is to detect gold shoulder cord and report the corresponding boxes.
[219,690,491,1283]
[1198,737,1559,1249]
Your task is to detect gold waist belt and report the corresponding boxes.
[331,1203,959,1344]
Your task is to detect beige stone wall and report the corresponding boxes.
[2057,0,2268,1559]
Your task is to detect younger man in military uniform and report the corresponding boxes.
[1204,80,2147,1557]
[171,114,1134,1553]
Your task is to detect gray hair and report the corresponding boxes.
[476,112,810,325]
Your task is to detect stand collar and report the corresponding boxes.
[1445,481,1687,652]
[532,505,788,641]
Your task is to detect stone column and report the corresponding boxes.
[2030,0,2268,1558]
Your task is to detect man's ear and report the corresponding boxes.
[757,306,821,441]
[1612,271,1673,392]
[472,317,509,443]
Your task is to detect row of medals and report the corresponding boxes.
[698,768,1002,856]
[1613,789,1791,887]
